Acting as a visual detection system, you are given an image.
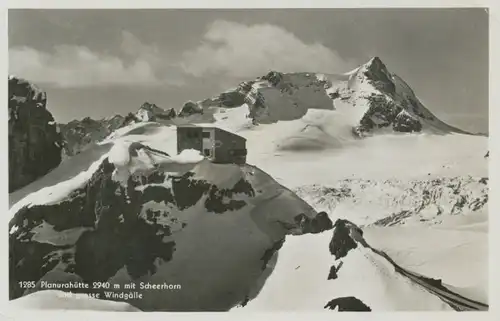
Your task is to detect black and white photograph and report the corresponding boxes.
[6,5,493,314]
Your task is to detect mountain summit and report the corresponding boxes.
[52,57,474,159]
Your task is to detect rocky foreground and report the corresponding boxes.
[8,76,63,192]
[9,146,332,311]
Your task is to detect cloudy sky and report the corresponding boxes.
[9,9,488,133]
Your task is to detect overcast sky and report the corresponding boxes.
[8,8,488,133]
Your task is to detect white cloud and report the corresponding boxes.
[120,31,161,65]
[9,45,158,88]
[9,22,352,88]
[181,20,351,78]
[8,31,184,88]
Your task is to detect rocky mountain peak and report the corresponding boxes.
[139,102,163,113]
[9,76,47,105]
[179,100,203,117]
[357,56,395,93]
[135,101,176,121]
[365,56,387,71]
[8,76,63,192]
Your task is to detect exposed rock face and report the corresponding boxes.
[200,90,247,108]
[329,219,362,260]
[198,71,334,125]
[357,94,401,133]
[361,57,396,94]
[295,211,333,234]
[59,102,177,158]
[356,93,423,134]
[9,156,331,311]
[136,102,176,121]
[8,76,63,192]
[260,71,284,87]
[324,296,372,311]
[59,116,125,157]
[248,72,334,124]
[392,110,423,132]
[178,101,203,117]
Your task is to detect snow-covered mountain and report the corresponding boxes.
[7,56,489,312]
[56,56,478,159]
[196,56,474,136]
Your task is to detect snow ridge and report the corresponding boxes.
[326,219,488,311]
[238,219,488,311]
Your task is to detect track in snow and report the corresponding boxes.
[369,244,488,311]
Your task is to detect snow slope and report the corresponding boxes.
[8,290,140,311]
[364,214,488,304]
[91,106,487,189]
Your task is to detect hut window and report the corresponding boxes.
[230,149,247,156]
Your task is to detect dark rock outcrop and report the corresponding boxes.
[137,102,177,121]
[327,263,342,280]
[393,111,423,132]
[329,219,362,260]
[218,91,247,107]
[260,238,285,270]
[261,71,284,87]
[201,91,247,108]
[294,211,333,234]
[58,116,124,157]
[354,89,423,135]
[8,76,63,192]
[324,296,372,311]
[59,102,176,158]
[358,94,402,132]
[178,101,203,117]
[361,57,395,94]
